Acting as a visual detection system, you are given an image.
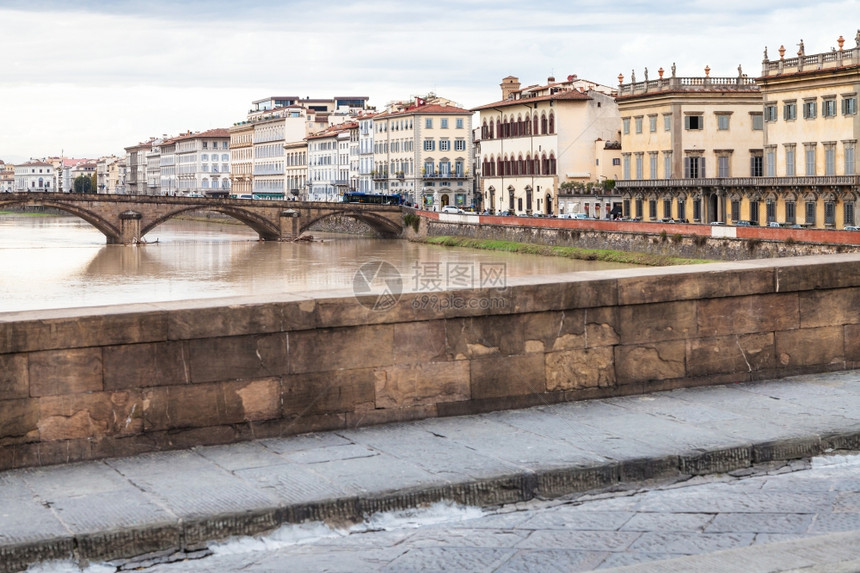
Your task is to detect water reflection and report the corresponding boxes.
[0,214,636,313]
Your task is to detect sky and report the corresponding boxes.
[0,0,857,163]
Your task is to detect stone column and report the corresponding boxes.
[279,209,300,240]
[119,210,142,245]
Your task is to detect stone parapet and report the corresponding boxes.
[2,255,860,470]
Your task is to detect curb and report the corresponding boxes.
[4,430,860,572]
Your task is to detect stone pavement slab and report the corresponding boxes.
[3,371,860,572]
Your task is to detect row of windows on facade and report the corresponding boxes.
[623,113,763,134]
[485,187,548,214]
[372,160,467,177]
[377,118,466,132]
[622,143,856,179]
[480,113,555,139]
[764,96,857,121]
[629,197,855,227]
[481,154,557,177]
[422,139,468,152]
[201,141,229,150]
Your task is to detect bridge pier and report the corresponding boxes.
[119,210,142,245]
[279,209,300,240]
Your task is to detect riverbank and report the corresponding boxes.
[417,235,713,266]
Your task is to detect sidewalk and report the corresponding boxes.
[3,371,860,572]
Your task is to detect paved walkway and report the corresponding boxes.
[4,371,860,572]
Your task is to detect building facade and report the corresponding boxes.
[174,129,231,196]
[14,161,55,192]
[474,76,619,215]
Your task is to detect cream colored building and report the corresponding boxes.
[755,34,860,227]
[474,75,620,215]
[615,65,762,223]
[229,122,254,196]
[284,140,307,199]
[373,95,473,209]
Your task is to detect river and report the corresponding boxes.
[0,213,636,314]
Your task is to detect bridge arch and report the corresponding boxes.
[0,196,122,242]
[300,209,403,238]
[140,205,281,241]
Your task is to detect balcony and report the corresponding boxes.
[422,172,468,180]
[372,172,389,180]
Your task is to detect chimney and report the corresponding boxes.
[500,76,521,100]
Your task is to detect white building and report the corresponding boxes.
[14,161,55,192]
[174,129,231,196]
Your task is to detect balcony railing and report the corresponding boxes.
[616,175,859,189]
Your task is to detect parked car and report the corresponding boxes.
[768,221,782,228]
[845,226,860,231]
[441,205,464,214]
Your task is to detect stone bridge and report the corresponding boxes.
[0,192,404,244]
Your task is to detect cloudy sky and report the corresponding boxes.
[0,0,856,162]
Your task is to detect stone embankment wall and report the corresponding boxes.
[2,254,860,470]
[408,210,860,260]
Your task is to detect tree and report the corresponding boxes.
[74,175,93,194]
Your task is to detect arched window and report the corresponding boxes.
[517,154,524,175]
[482,122,488,139]
[541,113,548,135]
[496,119,502,139]
[496,156,502,176]
[548,112,555,134]
[525,154,532,175]
[489,122,494,139]
[534,154,541,175]
[548,153,557,174]
[533,113,539,135]
[542,153,549,174]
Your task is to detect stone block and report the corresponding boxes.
[696,293,799,338]
[799,288,860,329]
[103,341,188,389]
[143,383,240,431]
[289,325,393,374]
[38,391,142,441]
[470,353,546,399]
[393,321,448,364]
[0,398,39,440]
[168,302,286,340]
[226,378,281,422]
[374,361,470,408]
[28,348,103,397]
[282,369,376,417]
[618,301,696,344]
[776,257,860,292]
[188,333,288,383]
[615,341,686,386]
[845,324,860,362]
[686,333,775,378]
[775,326,844,369]
[0,354,28,400]
[618,266,773,305]
[545,347,615,391]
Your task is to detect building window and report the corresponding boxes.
[846,202,856,226]
[843,97,857,116]
[456,118,464,129]
[718,155,730,178]
[825,144,836,176]
[649,115,657,133]
[750,154,763,177]
[846,143,855,175]
[440,118,448,129]
[440,139,450,152]
[803,101,817,119]
[425,118,433,128]
[684,115,703,130]
[693,199,701,221]
[825,201,836,226]
[752,113,763,130]
[622,118,630,135]
[664,152,672,178]
[649,153,658,179]
[805,146,816,176]
[423,139,435,151]
[684,156,705,178]
[678,199,685,220]
[731,200,740,222]
[764,105,777,122]
[635,199,643,218]
[750,201,759,225]
[805,201,816,225]
[717,114,730,130]
[786,146,796,177]
[823,99,837,118]
[634,117,643,134]
[786,201,796,224]
[663,114,672,131]
[766,148,775,177]
[663,199,672,219]
[612,158,621,166]
[635,154,643,179]
[766,201,776,224]
[784,101,797,120]
[454,139,466,151]
[649,200,657,220]
[622,154,631,180]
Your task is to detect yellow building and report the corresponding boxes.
[229,122,254,196]
[372,96,474,209]
[756,35,860,227]
[615,65,763,223]
[474,75,620,215]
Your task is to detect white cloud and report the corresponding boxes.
[0,0,856,161]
